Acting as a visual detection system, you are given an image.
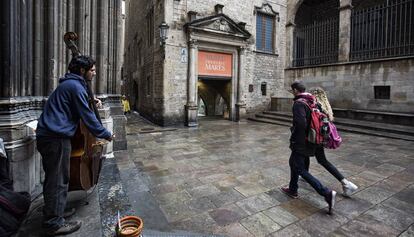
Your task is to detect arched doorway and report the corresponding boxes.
[293,0,340,66]
[198,78,231,120]
[198,97,207,116]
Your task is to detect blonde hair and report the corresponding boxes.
[309,87,334,121]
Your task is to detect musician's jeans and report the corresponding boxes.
[37,136,72,231]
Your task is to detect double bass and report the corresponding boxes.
[63,32,106,191]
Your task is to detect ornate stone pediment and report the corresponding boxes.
[185,14,251,39]
[255,3,278,16]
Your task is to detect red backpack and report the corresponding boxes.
[296,98,330,145]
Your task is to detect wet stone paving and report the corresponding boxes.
[114,114,414,237]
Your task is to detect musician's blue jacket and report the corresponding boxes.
[36,73,111,139]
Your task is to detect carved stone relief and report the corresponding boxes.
[255,3,278,16]
[208,19,233,33]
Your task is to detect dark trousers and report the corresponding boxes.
[304,147,344,181]
[36,137,71,231]
[0,158,13,190]
[289,151,330,197]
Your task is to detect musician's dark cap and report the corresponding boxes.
[291,81,306,93]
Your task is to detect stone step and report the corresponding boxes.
[256,113,292,123]
[333,108,414,126]
[261,111,414,136]
[143,229,225,237]
[249,111,414,141]
[334,124,414,141]
[247,116,291,127]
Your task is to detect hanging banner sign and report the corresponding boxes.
[198,51,232,77]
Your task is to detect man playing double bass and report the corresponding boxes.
[36,55,113,236]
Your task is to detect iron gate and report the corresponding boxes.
[350,0,414,61]
[293,18,339,67]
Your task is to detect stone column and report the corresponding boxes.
[90,0,98,91]
[46,0,59,94]
[75,0,85,51]
[97,0,109,94]
[83,0,91,54]
[236,46,247,121]
[0,0,11,97]
[22,0,34,96]
[338,0,353,62]
[107,0,114,93]
[33,0,44,96]
[285,21,295,68]
[185,39,198,127]
[115,0,123,95]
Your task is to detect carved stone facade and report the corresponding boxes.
[124,0,413,125]
[0,0,126,197]
[124,0,287,126]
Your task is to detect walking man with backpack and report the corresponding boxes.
[281,81,337,214]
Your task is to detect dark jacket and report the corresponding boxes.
[36,73,111,139]
[289,93,317,156]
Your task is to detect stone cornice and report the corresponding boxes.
[339,4,353,11]
[185,13,251,39]
[254,3,278,17]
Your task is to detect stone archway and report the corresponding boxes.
[286,0,340,67]
[198,79,231,119]
[287,0,343,24]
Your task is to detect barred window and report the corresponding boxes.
[374,86,390,100]
[351,0,414,61]
[292,0,339,67]
[256,13,275,53]
[146,9,154,46]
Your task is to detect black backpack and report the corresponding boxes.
[0,185,31,237]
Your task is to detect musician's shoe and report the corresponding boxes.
[63,207,76,218]
[45,221,82,236]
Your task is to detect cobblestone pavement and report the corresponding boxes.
[118,114,414,237]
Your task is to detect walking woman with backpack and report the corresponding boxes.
[307,87,358,197]
[281,82,359,214]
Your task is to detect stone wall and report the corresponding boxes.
[285,0,414,115]
[285,58,414,113]
[124,0,167,124]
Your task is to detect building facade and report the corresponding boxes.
[285,0,414,113]
[0,0,126,196]
[124,0,287,126]
[125,0,414,127]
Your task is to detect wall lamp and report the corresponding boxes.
[159,21,169,47]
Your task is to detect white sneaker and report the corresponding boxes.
[342,180,358,197]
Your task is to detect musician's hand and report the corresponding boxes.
[106,134,115,141]
[95,98,103,108]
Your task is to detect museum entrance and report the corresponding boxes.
[197,51,233,121]
[198,78,231,120]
